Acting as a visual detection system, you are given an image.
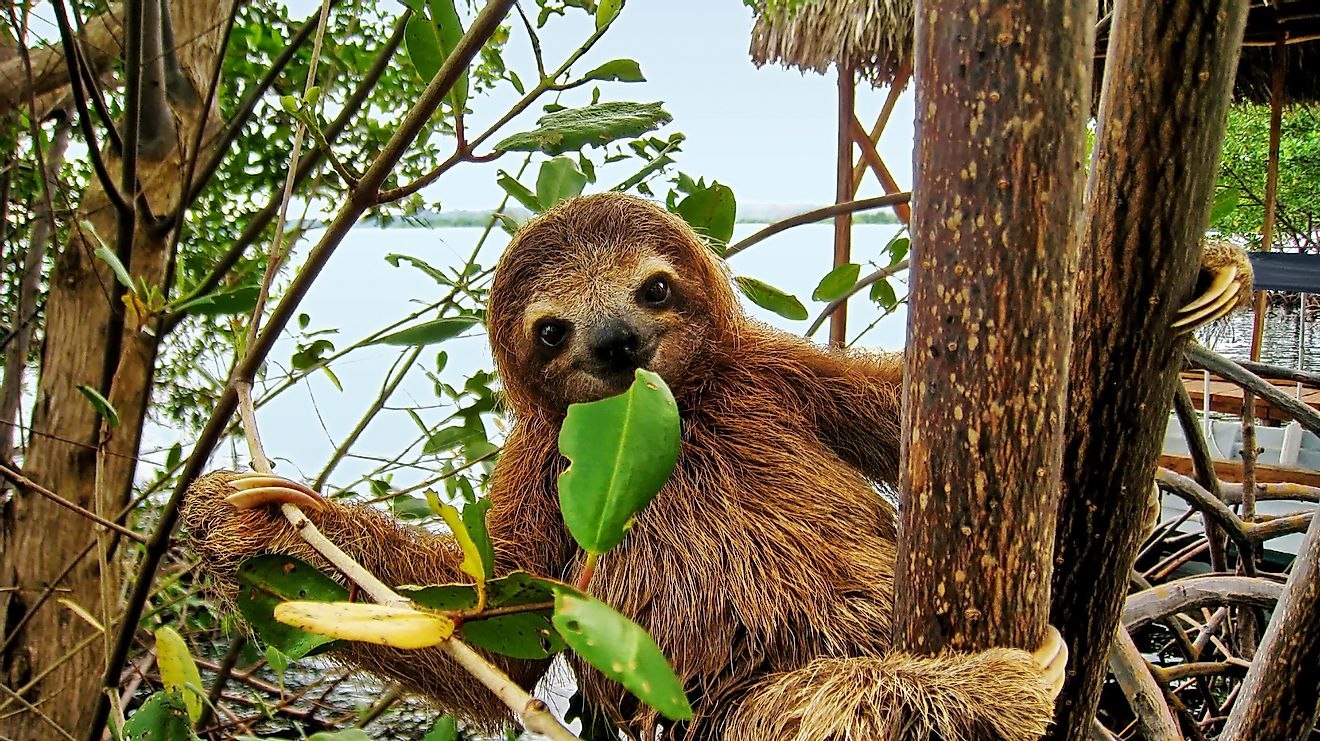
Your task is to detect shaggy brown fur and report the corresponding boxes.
[183,193,1057,740]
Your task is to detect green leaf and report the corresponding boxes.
[423,425,478,455]
[424,715,460,741]
[236,555,349,659]
[461,498,495,581]
[494,102,673,156]
[436,501,489,585]
[812,263,861,302]
[887,235,910,265]
[386,253,454,286]
[93,246,134,290]
[155,627,204,723]
[735,276,808,321]
[1210,188,1240,224]
[552,586,692,721]
[391,494,437,520]
[402,572,566,659]
[371,317,477,346]
[535,157,588,210]
[171,285,260,317]
[580,59,644,83]
[675,183,736,249]
[496,170,545,213]
[869,276,898,309]
[308,731,374,741]
[404,16,443,79]
[596,0,622,29]
[428,0,468,112]
[77,385,120,428]
[265,645,290,676]
[557,369,680,554]
[122,691,197,741]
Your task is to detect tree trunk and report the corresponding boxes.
[1046,1,1249,738]
[896,0,1091,653]
[0,1,231,735]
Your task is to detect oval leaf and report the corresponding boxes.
[77,384,120,428]
[557,369,680,554]
[154,627,204,723]
[536,157,589,210]
[596,0,622,29]
[428,0,468,112]
[675,183,736,249]
[122,691,193,741]
[870,276,898,309]
[552,586,692,721]
[435,501,490,584]
[236,555,349,659]
[93,246,135,290]
[887,235,910,265]
[371,317,477,346]
[813,263,861,302]
[273,601,454,650]
[404,16,444,80]
[580,59,645,83]
[735,276,808,321]
[494,102,673,156]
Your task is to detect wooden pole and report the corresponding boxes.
[829,64,854,347]
[1248,35,1287,362]
[1047,0,1250,737]
[896,0,1090,656]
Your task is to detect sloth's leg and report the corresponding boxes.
[724,629,1067,741]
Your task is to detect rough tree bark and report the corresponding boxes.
[1219,486,1320,737]
[0,1,231,735]
[1046,1,1249,738]
[896,0,1091,655]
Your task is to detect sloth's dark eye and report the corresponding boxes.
[537,321,568,348]
[641,277,672,306]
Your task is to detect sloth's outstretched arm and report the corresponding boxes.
[181,427,572,731]
[724,636,1066,741]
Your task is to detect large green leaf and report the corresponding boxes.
[402,572,565,659]
[122,691,198,741]
[172,285,260,317]
[155,627,205,723]
[236,555,348,659]
[428,0,468,111]
[494,102,673,156]
[870,276,899,310]
[403,0,468,112]
[557,369,679,554]
[735,276,808,321]
[812,263,860,302]
[535,157,588,210]
[552,586,693,721]
[370,317,477,346]
[675,183,736,249]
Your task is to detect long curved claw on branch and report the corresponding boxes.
[1172,264,1245,334]
[225,473,327,511]
[1033,625,1069,701]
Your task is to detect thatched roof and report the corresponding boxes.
[1096,0,1320,105]
[748,0,913,89]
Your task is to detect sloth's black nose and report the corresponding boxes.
[590,320,647,376]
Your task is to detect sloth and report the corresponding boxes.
[183,192,1248,739]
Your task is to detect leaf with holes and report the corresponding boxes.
[557,369,679,554]
[870,276,898,310]
[579,59,645,83]
[494,102,672,156]
[553,585,692,721]
[735,276,807,321]
[236,555,348,658]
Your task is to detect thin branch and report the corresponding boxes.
[805,259,909,338]
[1123,575,1284,632]
[1107,626,1182,740]
[0,464,147,543]
[722,193,911,259]
[1186,343,1320,436]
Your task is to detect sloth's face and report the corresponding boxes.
[505,247,712,411]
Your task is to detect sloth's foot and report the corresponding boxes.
[1033,625,1069,701]
[1173,240,1253,334]
[224,472,327,511]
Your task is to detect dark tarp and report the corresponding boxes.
[1249,252,1320,294]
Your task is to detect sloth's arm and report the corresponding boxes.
[726,634,1066,741]
[181,448,572,731]
[788,340,906,486]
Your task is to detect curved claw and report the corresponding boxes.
[225,473,326,511]
[1172,265,1245,334]
[1033,625,1069,702]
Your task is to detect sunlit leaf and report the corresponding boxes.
[552,586,692,721]
[236,555,348,658]
[402,572,565,659]
[155,627,205,723]
[496,170,545,212]
[735,276,808,321]
[675,183,736,249]
[812,263,860,302]
[870,276,898,309]
[1210,188,1240,224]
[273,601,454,650]
[580,59,644,83]
[557,370,680,554]
[596,0,622,29]
[435,501,490,584]
[494,102,672,156]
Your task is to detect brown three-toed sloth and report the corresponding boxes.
[186,193,1097,740]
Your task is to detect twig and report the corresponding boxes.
[0,464,146,543]
[722,194,911,259]
[805,259,909,338]
[1185,343,1320,436]
[1107,626,1182,740]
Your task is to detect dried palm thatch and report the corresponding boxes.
[748,0,913,88]
[1096,0,1320,105]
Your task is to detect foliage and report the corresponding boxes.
[1212,104,1320,251]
